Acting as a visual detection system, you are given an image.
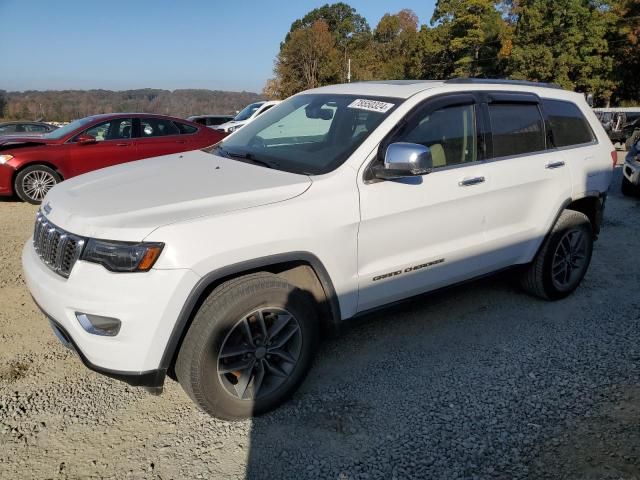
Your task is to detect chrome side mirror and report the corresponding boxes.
[373,142,433,180]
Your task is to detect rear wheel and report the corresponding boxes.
[15,165,61,204]
[521,210,593,300]
[175,272,319,420]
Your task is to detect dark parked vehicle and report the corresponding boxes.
[187,115,234,127]
[0,113,224,204]
[595,110,640,147]
[622,117,640,150]
[0,121,58,136]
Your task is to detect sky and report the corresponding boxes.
[0,0,437,94]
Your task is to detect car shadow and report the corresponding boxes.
[240,164,632,479]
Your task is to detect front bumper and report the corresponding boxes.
[0,163,15,196]
[623,159,640,186]
[22,240,201,384]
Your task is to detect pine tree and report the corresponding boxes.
[508,0,615,103]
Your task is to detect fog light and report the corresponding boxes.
[75,312,121,336]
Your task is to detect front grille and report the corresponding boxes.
[33,211,86,278]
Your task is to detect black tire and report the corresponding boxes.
[14,164,61,204]
[175,272,319,420]
[621,176,638,197]
[520,210,593,300]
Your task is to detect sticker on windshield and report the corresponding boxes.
[347,99,395,113]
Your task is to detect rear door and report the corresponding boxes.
[67,117,137,177]
[478,93,572,267]
[135,117,190,159]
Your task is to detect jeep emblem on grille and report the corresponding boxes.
[43,202,52,215]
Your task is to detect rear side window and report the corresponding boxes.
[174,122,198,134]
[543,99,594,147]
[489,104,545,158]
[141,118,180,137]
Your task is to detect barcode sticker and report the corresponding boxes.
[347,99,395,113]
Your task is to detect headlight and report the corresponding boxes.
[81,239,164,272]
[228,125,241,133]
[0,154,14,164]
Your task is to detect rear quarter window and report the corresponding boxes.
[543,99,595,148]
[175,122,198,134]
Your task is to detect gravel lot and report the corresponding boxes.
[1,155,639,479]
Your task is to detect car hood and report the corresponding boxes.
[42,149,312,240]
[0,136,59,149]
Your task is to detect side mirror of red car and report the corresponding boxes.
[76,134,97,145]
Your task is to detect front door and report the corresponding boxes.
[357,95,494,312]
[68,117,136,177]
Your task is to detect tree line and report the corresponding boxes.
[264,0,640,106]
[0,89,261,122]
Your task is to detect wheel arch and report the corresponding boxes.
[161,252,341,377]
[565,193,605,237]
[530,192,603,258]
[13,161,64,188]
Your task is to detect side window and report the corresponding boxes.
[489,103,545,158]
[0,124,17,134]
[543,99,595,148]
[174,122,198,134]
[399,104,478,168]
[256,104,274,117]
[26,124,47,132]
[82,119,132,141]
[141,118,180,137]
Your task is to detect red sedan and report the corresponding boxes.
[0,113,225,204]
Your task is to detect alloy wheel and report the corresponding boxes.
[22,170,57,202]
[551,229,588,291]
[217,307,302,401]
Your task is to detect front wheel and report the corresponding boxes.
[15,165,61,204]
[175,272,319,420]
[521,210,593,300]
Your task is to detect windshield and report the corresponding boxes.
[43,117,95,139]
[233,102,265,121]
[213,94,400,175]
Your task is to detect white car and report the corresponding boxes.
[22,79,614,419]
[214,100,281,134]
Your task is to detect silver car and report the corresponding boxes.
[0,121,58,137]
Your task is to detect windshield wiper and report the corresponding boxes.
[215,146,278,170]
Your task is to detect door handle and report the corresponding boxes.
[545,160,565,169]
[459,176,485,187]
[176,140,187,144]
[116,143,131,147]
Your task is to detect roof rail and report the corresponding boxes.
[445,78,563,90]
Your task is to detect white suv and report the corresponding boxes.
[22,79,614,419]
[214,100,281,134]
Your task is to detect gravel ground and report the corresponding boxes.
[1,154,639,479]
